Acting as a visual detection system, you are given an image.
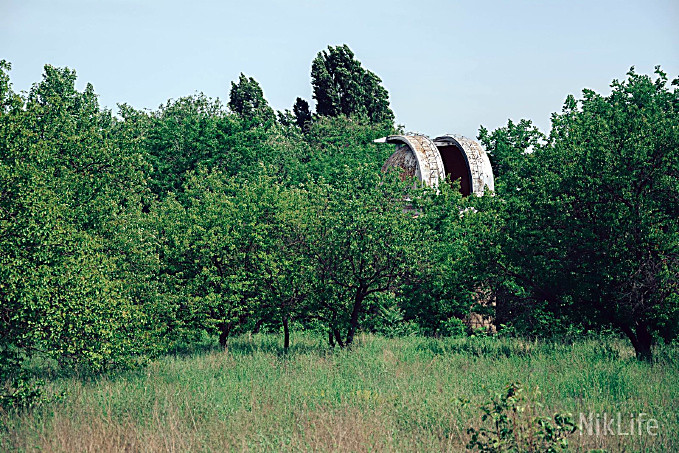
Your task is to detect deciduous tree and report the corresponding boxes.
[306,168,423,346]
[480,68,679,360]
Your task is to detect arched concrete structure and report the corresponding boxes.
[377,133,494,196]
[378,134,445,188]
[433,134,494,195]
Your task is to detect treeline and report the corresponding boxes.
[1,46,678,406]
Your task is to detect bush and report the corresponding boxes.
[465,382,576,452]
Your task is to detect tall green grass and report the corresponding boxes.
[2,333,677,452]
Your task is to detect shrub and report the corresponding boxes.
[465,382,576,452]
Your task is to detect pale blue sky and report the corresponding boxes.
[1,0,677,138]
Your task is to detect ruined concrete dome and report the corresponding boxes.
[377,134,494,196]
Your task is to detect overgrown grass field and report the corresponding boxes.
[2,334,677,452]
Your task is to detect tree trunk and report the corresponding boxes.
[328,328,335,347]
[333,328,344,348]
[282,315,290,351]
[622,322,653,361]
[218,322,230,348]
[345,287,365,347]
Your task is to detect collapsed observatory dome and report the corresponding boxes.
[376,134,494,196]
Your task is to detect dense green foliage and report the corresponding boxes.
[0,46,677,411]
[310,44,395,126]
[478,68,679,360]
[228,73,276,126]
[0,62,159,407]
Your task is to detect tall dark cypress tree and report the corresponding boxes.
[311,45,394,125]
[293,97,312,130]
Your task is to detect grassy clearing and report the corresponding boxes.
[1,333,677,452]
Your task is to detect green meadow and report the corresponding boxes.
[2,333,677,452]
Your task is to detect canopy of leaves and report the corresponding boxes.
[0,62,160,403]
[479,67,679,359]
[228,73,275,127]
[311,45,395,126]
